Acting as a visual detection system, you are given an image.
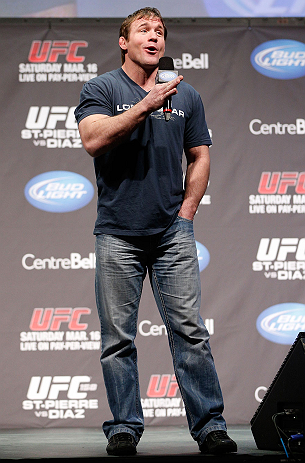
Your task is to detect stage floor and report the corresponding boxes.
[0,425,301,462]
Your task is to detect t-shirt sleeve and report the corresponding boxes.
[74,78,113,124]
[183,90,212,149]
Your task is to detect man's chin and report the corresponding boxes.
[143,56,160,68]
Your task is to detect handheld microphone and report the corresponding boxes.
[156,56,178,122]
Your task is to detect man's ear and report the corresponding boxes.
[119,36,127,51]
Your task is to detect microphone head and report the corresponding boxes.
[156,56,177,84]
[159,56,174,70]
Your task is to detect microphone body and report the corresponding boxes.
[156,57,178,122]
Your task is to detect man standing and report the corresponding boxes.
[75,7,237,457]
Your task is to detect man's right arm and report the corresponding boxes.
[78,75,183,158]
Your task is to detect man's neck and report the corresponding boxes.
[121,62,157,92]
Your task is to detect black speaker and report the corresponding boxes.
[251,332,305,451]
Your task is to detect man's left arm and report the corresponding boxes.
[178,145,210,221]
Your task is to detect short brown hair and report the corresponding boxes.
[119,7,167,64]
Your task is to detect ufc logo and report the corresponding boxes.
[29,308,91,331]
[28,40,88,63]
[147,374,179,398]
[258,172,305,194]
[25,106,77,129]
[256,238,305,261]
[27,376,91,400]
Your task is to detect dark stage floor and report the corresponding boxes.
[0,425,303,462]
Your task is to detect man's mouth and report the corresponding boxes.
[145,46,158,54]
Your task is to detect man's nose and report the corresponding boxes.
[148,31,158,41]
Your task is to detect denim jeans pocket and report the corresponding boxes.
[177,215,193,224]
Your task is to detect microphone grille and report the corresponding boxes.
[159,56,174,70]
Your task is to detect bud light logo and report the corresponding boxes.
[256,302,305,344]
[24,171,94,213]
[251,40,305,80]
[196,241,210,272]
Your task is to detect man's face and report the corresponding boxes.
[120,16,166,69]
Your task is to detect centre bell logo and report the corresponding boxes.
[251,39,305,79]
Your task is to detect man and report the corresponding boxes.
[75,7,237,457]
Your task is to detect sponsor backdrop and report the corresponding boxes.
[0,17,305,429]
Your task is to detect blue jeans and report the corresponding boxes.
[95,215,227,445]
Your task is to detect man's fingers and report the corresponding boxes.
[168,75,183,90]
[165,75,183,95]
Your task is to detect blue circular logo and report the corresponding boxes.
[159,70,177,82]
[24,171,94,213]
[196,241,210,272]
[251,39,305,80]
[256,302,305,344]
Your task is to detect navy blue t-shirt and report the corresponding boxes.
[75,68,211,236]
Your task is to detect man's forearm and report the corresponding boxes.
[78,75,183,158]
[178,145,210,221]
[79,99,151,157]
